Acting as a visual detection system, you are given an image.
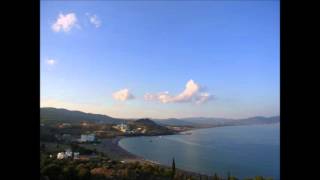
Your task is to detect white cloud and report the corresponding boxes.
[195,92,213,104]
[46,59,56,65]
[112,89,135,101]
[89,14,101,28]
[144,80,213,104]
[52,13,78,32]
[86,13,101,28]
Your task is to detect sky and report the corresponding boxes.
[40,0,280,119]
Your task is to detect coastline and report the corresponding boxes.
[113,136,203,177]
[88,123,280,178]
[110,123,280,178]
[113,136,163,165]
[94,122,279,162]
[81,136,160,165]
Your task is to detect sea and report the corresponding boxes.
[118,123,280,179]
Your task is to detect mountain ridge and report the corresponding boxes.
[41,107,279,127]
[41,107,124,124]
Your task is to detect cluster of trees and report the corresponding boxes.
[40,153,173,180]
[41,152,273,180]
[40,141,273,180]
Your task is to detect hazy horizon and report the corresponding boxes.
[40,106,279,120]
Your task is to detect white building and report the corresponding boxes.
[113,123,129,133]
[120,123,128,132]
[73,152,80,159]
[65,149,72,158]
[79,134,95,142]
[57,152,65,159]
[57,149,80,160]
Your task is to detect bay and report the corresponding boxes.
[119,123,280,179]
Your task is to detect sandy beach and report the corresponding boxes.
[85,137,204,176]
[80,136,156,165]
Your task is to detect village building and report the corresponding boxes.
[65,149,72,158]
[73,152,80,159]
[57,149,80,160]
[57,152,65,159]
[58,123,71,128]
[113,122,129,133]
[79,134,95,142]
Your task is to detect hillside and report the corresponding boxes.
[227,116,280,126]
[40,107,123,124]
[135,118,174,135]
[154,118,199,126]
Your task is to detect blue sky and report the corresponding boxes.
[41,1,279,119]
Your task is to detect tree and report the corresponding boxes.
[77,167,91,180]
[63,165,78,180]
[171,157,176,179]
[41,144,46,152]
[254,176,265,180]
[41,163,62,180]
[229,176,238,180]
[227,172,231,180]
[213,173,219,180]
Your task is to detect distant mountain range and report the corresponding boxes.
[41,107,279,127]
[41,107,124,124]
[154,118,200,126]
[155,116,280,127]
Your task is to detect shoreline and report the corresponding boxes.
[96,122,279,161]
[113,136,214,177]
[110,123,279,178]
[91,123,279,177]
[112,136,163,165]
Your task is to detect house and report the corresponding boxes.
[79,134,95,142]
[114,123,129,133]
[65,149,72,158]
[73,152,80,159]
[81,122,88,126]
[57,152,65,159]
[58,123,71,128]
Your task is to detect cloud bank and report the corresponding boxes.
[52,13,78,32]
[144,80,213,104]
[112,89,135,101]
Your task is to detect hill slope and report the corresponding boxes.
[41,107,122,124]
[135,118,174,135]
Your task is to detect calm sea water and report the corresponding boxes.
[119,123,280,179]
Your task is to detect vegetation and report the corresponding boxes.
[172,158,176,179]
[41,149,273,180]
